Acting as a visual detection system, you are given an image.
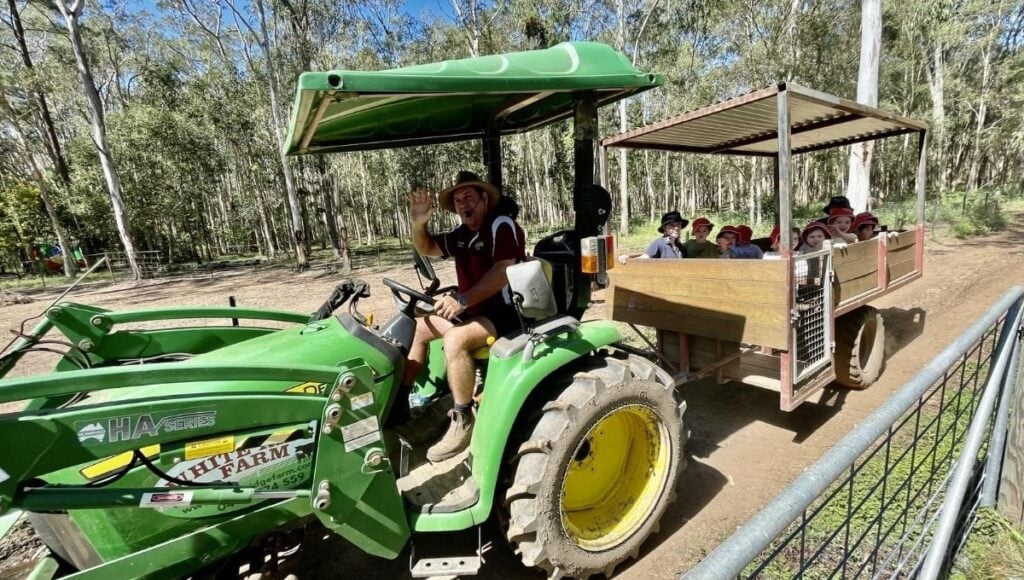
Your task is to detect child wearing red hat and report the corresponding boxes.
[826,207,857,243]
[682,217,720,259]
[731,224,764,259]
[852,212,880,242]
[798,221,832,253]
[716,225,740,258]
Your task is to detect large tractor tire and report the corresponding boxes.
[834,306,886,389]
[504,355,685,579]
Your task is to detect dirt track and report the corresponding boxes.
[1,216,1023,578]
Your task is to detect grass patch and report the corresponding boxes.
[952,508,1024,579]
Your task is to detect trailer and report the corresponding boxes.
[600,82,928,410]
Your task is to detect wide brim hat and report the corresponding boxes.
[822,196,853,215]
[658,211,688,233]
[691,217,714,233]
[438,170,501,213]
[852,212,879,230]
[735,224,753,245]
[717,225,740,240]
[800,222,832,245]
[827,206,856,223]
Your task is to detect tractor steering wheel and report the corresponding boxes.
[383,278,435,312]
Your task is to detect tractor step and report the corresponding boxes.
[408,527,490,579]
[398,446,478,513]
[410,555,482,578]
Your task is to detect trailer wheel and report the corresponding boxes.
[834,306,885,389]
[504,356,685,578]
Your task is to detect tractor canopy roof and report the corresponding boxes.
[283,42,662,155]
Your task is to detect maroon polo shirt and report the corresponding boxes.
[432,214,526,317]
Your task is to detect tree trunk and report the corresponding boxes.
[845,0,881,213]
[255,0,309,269]
[968,41,993,190]
[927,42,946,192]
[57,1,141,280]
[8,0,72,190]
[616,0,629,235]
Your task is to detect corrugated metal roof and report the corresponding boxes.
[601,83,927,156]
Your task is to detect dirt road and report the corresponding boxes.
[1,216,1022,578]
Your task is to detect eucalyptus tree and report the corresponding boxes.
[54,0,141,279]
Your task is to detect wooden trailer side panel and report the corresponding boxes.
[887,230,917,281]
[833,238,880,307]
[607,259,790,350]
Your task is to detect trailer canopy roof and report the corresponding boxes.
[284,42,662,155]
[601,82,927,156]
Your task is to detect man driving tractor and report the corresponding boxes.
[406,171,526,462]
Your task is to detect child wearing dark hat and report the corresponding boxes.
[618,211,688,263]
[682,217,719,259]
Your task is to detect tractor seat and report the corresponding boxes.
[468,257,554,361]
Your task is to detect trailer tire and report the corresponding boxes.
[834,306,885,389]
[504,355,685,578]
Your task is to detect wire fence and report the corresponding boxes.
[684,286,1024,580]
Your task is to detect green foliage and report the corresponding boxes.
[952,508,1024,580]
[0,181,51,271]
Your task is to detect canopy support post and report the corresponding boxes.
[573,92,598,236]
[483,125,502,191]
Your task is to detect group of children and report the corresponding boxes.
[620,196,883,264]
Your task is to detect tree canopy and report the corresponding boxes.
[0,0,1021,274]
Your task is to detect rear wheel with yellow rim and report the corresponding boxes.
[504,355,686,578]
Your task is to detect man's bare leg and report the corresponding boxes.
[403,315,453,386]
[427,316,496,462]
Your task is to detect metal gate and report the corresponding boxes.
[792,244,834,383]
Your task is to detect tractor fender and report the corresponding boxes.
[410,320,622,532]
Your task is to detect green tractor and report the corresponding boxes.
[0,42,686,579]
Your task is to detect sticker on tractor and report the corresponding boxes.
[285,382,326,395]
[184,436,235,460]
[74,410,217,446]
[349,392,374,411]
[153,437,315,517]
[0,467,8,484]
[80,445,161,480]
[340,416,379,443]
[344,430,381,453]
[141,491,192,508]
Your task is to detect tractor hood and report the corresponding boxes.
[283,42,662,155]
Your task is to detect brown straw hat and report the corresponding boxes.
[438,170,501,213]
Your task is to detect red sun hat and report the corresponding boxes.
[800,222,833,246]
[735,224,753,245]
[827,206,855,223]
[717,225,740,240]
[852,212,879,230]
[691,217,714,233]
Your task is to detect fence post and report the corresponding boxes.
[104,253,115,283]
[997,326,1024,526]
[983,317,1023,507]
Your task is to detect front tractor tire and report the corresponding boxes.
[504,356,685,579]
[834,306,886,390]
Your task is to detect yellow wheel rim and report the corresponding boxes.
[560,404,671,551]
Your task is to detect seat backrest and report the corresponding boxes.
[506,260,558,320]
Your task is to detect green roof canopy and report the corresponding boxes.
[283,42,662,155]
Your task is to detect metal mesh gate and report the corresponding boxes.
[793,245,833,383]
